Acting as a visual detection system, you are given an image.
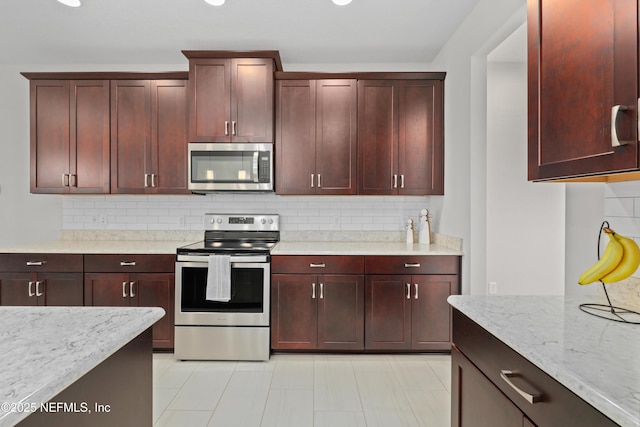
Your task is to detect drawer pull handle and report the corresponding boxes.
[404,263,421,268]
[309,263,326,268]
[500,370,542,404]
[26,261,45,266]
[120,261,137,266]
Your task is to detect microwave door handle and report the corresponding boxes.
[253,151,259,183]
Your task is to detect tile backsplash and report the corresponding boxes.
[62,194,431,232]
[603,181,640,310]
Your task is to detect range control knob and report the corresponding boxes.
[268,219,274,224]
[260,218,266,224]
[216,218,222,224]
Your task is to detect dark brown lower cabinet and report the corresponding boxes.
[271,274,364,350]
[0,253,84,307]
[452,346,535,427]
[452,310,618,427]
[84,270,174,350]
[365,274,456,351]
[84,254,175,350]
[0,272,83,306]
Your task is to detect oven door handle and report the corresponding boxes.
[176,255,269,263]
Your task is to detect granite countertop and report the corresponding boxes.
[0,306,164,427]
[447,295,640,427]
[0,239,193,254]
[271,240,463,256]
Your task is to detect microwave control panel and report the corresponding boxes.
[258,153,271,183]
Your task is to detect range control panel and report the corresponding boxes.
[204,214,279,232]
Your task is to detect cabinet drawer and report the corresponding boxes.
[365,255,458,275]
[0,253,83,272]
[84,254,175,273]
[272,255,364,274]
[453,310,617,427]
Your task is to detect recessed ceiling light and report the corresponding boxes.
[332,0,352,5]
[57,0,82,7]
[204,0,225,5]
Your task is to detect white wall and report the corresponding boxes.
[485,61,565,295]
[0,66,62,247]
[429,0,527,294]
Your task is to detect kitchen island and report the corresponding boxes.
[448,295,640,427]
[0,306,164,427]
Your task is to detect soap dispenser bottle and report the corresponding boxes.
[406,219,414,244]
[418,209,431,246]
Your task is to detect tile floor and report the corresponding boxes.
[152,353,451,427]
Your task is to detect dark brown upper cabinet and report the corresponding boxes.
[276,79,357,195]
[528,0,639,182]
[183,51,282,143]
[358,79,444,195]
[110,79,188,194]
[27,79,110,194]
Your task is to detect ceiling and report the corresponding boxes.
[1,0,481,67]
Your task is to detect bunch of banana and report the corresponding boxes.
[578,227,640,285]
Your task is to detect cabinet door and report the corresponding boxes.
[0,273,37,306]
[398,80,444,195]
[188,58,231,142]
[316,79,357,195]
[365,275,411,350]
[317,275,364,350]
[271,274,318,349]
[29,80,70,193]
[451,346,526,427]
[39,272,84,306]
[275,79,316,194]
[136,273,175,349]
[528,0,638,180]
[231,58,274,143]
[110,80,151,193]
[70,80,110,194]
[150,80,189,194]
[411,275,454,350]
[358,80,398,195]
[84,273,134,307]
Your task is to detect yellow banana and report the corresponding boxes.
[600,233,640,283]
[578,229,624,285]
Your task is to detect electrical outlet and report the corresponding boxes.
[99,214,107,225]
[488,281,497,295]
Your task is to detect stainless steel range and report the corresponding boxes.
[175,213,279,361]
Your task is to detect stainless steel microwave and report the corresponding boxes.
[188,143,273,192]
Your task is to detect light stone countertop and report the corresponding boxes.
[448,295,640,427]
[271,240,463,256]
[0,306,164,427]
[0,239,193,254]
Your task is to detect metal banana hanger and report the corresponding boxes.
[579,221,640,324]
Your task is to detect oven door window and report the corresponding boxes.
[191,151,258,183]
[181,266,264,312]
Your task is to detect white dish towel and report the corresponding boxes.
[205,254,231,302]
